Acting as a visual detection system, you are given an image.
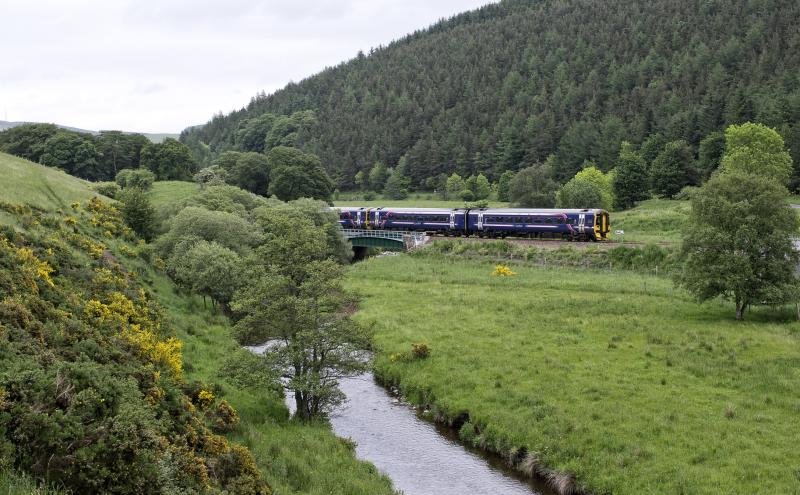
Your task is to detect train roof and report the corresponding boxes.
[479,208,607,214]
[332,206,608,214]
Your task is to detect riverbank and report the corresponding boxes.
[346,254,800,494]
[151,274,398,495]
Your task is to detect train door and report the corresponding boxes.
[356,210,362,228]
[578,213,585,234]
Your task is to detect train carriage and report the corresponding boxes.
[334,206,609,241]
[469,208,609,241]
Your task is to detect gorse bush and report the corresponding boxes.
[0,200,269,494]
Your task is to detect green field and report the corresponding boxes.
[347,254,800,495]
[149,180,202,208]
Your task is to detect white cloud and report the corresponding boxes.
[0,0,494,133]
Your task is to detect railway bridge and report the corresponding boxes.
[341,229,428,258]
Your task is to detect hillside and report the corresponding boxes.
[0,155,395,495]
[0,152,107,212]
[182,0,800,188]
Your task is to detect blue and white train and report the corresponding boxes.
[335,207,611,241]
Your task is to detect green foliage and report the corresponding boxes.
[92,181,121,199]
[232,207,366,420]
[167,240,245,313]
[156,206,262,258]
[444,173,465,201]
[95,131,150,180]
[119,188,156,241]
[495,170,515,202]
[557,166,613,210]
[354,170,366,190]
[193,165,229,188]
[382,158,410,199]
[697,131,725,180]
[115,168,156,191]
[368,161,390,192]
[227,152,271,196]
[267,147,333,202]
[720,123,793,185]
[472,173,491,200]
[39,131,101,179]
[508,163,556,207]
[0,201,268,494]
[613,142,649,209]
[676,170,799,320]
[556,179,602,209]
[0,123,60,163]
[140,138,196,181]
[0,125,152,182]
[650,140,697,197]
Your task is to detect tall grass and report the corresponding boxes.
[0,152,103,210]
[347,255,800,494]
[0,469,65,495]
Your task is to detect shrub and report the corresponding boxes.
[411,342,430,359]
[116,168,156,191]
[363,191,376,201]
[92,181,121,199]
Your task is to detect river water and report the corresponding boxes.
[247,343,552,494]
[329,373,553,495]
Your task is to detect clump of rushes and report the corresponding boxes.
[411,342,430,359]
[492,264,516,276]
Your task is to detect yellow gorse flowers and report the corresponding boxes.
[492,264,516,277]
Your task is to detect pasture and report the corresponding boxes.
[347,254,800,495]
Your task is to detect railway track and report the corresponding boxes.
[422,234,674,250]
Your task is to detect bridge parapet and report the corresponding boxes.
[341,229,428,250]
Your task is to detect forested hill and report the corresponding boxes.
[182,0,800,188]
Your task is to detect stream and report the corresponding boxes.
[248,342,552,495]
[328,373,554,495]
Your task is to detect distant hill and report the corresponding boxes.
[182,0,800,188]
[0,120,95,135]
[0,120,178,143]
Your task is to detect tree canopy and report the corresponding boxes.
[676,123,799,320]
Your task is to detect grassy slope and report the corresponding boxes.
[610,199,689,244]
[0,152,105,209]
[347,254,800,495]
[0,157,395,495]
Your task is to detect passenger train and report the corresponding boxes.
[335,206,611,241]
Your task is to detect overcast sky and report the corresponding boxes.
[0,0,494,134]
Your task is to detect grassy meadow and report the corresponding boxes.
[0,151,107,211]
[149,180,203,208]
[347,254,800,495]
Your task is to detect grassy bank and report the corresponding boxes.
[151,274,396,495]
[347,254,800,494]
[608,199,688,244]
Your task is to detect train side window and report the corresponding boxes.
[534,218,542,224]
[557,217,565,224]
[545,217,553,224]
